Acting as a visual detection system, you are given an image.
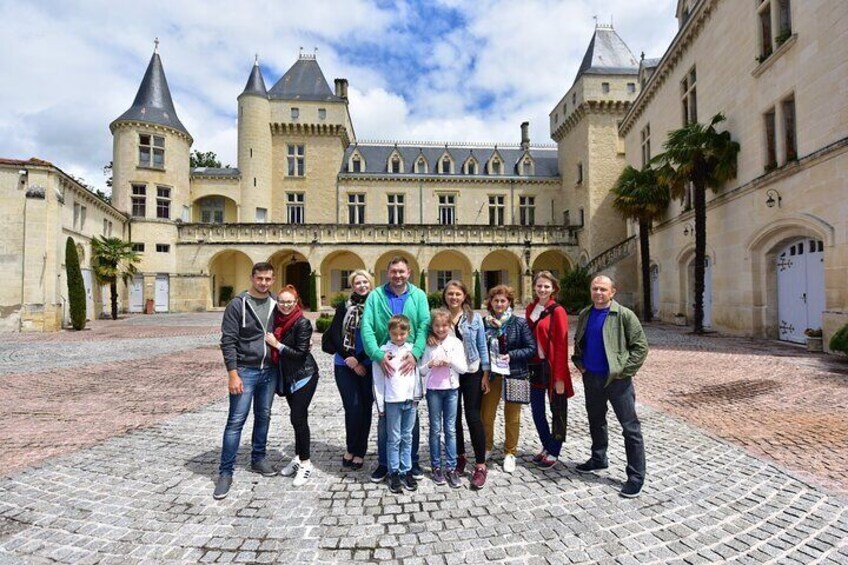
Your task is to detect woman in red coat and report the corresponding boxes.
[526,270,574,468]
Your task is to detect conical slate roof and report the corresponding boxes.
[112,50,191,138]
[268,56,342,102]
[574,25,639,84]
[241,58,268,97]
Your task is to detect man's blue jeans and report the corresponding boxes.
[378,409,420,468]
[426,389,458,469]
[385,400,417,474]
[218,366,277,477]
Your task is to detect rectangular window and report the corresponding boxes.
[436,271,453,290]
[438,194,456,225]
[390,157,401,174]
[640,123,652,167]
[627,82,636,94]
[488,195,505,226]
[156,186,171,219]
[782,96,797,161]
[387,194,405,225]
[351,157,362,173]
[318,108,326,120]
[287,145,305,177]
[764,108,777,169]
[340,270,352,290]
[73,203,80,229]
[138,134,164,168]
[287,192,305,224]
[758,2,773,59]
[519,196,535,226]
[80,206,86,230]
[348,193,366,224]
[182,205,190,222]
[131,184,146,217]
[291,107,299,119]
[200,196,224,224]
[255,207,267,223]
[131,243,145,253]
[601,82,610,94]
[576,162,583,185]
[155,244,170,253]
[681,66,697,125]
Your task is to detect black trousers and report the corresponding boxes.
[334,364,374,458]
[286,375,318,460]
[456,370,487,465]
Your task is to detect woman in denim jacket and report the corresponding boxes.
[480,284,536,474]
[438,280,491,489]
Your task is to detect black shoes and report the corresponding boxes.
[370,465,389,483]
[213,475,232,499]
[411,463,424,480]
[402,471,418,491]
[619,480,643,498]
[575,459,609,474]
[388,472,403,493]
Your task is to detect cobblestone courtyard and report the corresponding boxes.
[1,312,847,563]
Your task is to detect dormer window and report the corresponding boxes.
[519,156,535,176]
[351,156,362,173]
[489,158,503,175]
[439,155,453,174]
[387,152,404,174]
[391,157,401,173]
[464,158,479,175]
[414,156,428,174]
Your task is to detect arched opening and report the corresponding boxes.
[192,195,238,224]
[481,250,522,298]
[268,249,312,308]
[774,238,825,343]
[427,250,473,292]
[374,250,421,288]
[531,249,573,281]
[209,250,254,308]
[320,250,367,305]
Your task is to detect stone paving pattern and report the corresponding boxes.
[0,313,847,563]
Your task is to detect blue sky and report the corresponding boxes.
[0,0,679,192]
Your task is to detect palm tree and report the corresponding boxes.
[90,236,141,320]
[652,113,740,333]
[612,165,670,321]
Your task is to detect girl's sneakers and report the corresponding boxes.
[471,466,487,490]
[532,450,548,464]
[293,460,312,486]
[280,458,300,477]
[445,469,462,489]
[431,467,446,485]
[536,455,558,469]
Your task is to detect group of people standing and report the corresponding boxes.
[213,257,648,501]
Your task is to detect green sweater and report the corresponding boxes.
[572,300,648,386]
[361,282,431,362]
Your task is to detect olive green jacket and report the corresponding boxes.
[571,300,648,386]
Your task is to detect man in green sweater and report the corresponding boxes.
[572,275,649,498]
[361,256,430,483]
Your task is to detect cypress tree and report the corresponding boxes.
[473,271,482,309]
[307,271,317,311]
[65,237,87,330]
[419,269,426,291]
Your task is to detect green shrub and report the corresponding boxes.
[428,291,443,310]
[65,237,87,330]
[558,267,592,314]
[829,322,848,356]
[330,292,348,309]
[315,314,332,333]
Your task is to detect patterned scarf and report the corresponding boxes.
[341,291,367,355]
[485,307,513,341]
[270,305,303,365]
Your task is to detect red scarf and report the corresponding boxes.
[270,305,303,364]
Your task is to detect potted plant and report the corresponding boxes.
[804,328,823,352]
[674,313,687,326]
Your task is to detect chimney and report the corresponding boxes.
[520,121,530,150]
[335,78,349,100]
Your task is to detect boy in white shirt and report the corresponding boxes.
[420,309,468,488]
[373,315,421,493]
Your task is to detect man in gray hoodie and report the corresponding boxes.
[214,262,278,499]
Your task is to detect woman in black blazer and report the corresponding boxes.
[265,285,319,487]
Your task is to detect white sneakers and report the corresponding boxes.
[293,460,312,486]
[280,457,300,477]
[503,454,516,473]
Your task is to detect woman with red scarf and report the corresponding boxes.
[264,285,319,487]
[526,271,574,469]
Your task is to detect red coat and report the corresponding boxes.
[526,298,574,398]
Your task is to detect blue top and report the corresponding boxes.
[334,330,370,366]
[583,307,610,375]
[385,284,410,315]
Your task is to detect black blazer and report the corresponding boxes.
[326,301,369,363]
[276,317,318,395]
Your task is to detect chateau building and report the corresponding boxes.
[618,0,848,350]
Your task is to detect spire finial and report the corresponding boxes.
[593,15,598,27]
[314,46,318,57]
[154,37,159,53]
[254,53,259,66]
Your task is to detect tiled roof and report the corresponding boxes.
[241,60,268,97]
[191,167,240,176]
[574,26,639,84]
[268,57,342,102]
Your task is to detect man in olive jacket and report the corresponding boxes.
[572,275,648,498]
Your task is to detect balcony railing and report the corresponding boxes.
[177,223,577,247]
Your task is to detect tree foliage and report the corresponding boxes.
[65,237,87,330]
[90,236,141,320]
[473,270,482,310]
[558,267,592,314]
[830,323,848,357]
[652,113,740,333]
[190,150,228,168]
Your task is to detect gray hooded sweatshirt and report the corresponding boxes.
[220,290,277,372]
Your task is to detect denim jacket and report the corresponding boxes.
[458,311,490,372]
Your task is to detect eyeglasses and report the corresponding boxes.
[277,300,296,306]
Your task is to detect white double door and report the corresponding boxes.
[777,239,825,343]
[129,275,144,313]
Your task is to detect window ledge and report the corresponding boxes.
[752,34,797,78]
[137,165,166,172]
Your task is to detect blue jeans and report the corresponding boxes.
[378,410,420,468]
[219,366,277,476]
[426,389,458,469]
[531,387,562,457]
[583,374,645,486]
[385,400,417,474]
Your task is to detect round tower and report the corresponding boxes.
[237,56,272,222]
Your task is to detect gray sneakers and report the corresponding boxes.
[249,459,277,477]
[213,475,232,499]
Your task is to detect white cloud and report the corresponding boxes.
[0,0,679,191]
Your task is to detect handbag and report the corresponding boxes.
[321,330,337,355]
[551,392,568,442]
[502,375,531,404]
[528,362,550,387]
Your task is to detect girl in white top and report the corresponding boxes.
[419,308,468,488]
